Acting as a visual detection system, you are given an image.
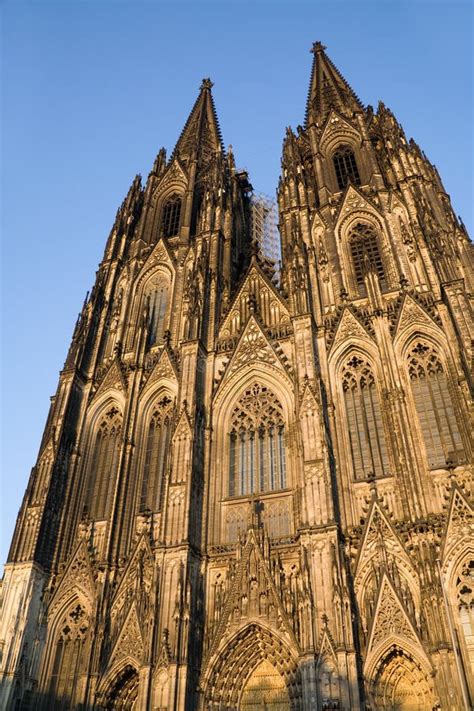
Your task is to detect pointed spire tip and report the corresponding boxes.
[200,77,214,91]
[311,41,327,54]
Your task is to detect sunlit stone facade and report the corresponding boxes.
[1,44,473,710]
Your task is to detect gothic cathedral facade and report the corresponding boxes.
[1,44,473,711]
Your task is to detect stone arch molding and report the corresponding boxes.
[200,622,301,709]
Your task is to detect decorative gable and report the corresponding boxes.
[330,307,374,354]
[354,500,416,596]
[142,348,178,392]
[109,604,144,668]
[154,157,188,194]
[366,574,420,656]
[111,535,154,617]
[217,316,290,391]
[219,264,290,340]
[93,358,127,401]
[205,526,300,664]
[334,185,382,234]
[441,485,474,572]
[319,109,360,153]
[49,540,96,617]
[393,293,438,338]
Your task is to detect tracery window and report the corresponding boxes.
[408,342,464,468]
[228,384,287,497]
[47,604,89,710]
[161,195,182,237]
[83,406,122,520]
[333,145,361,190]
[342,355,389,480]
[456,559,474,673]
[140,395,173,512]
[146,275,169,346]
[349,222,386,295]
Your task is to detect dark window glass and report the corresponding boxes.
[333,145,361,190]
[342,355,389,480]
[228,384,286,497]
[349,223,386,295]
[408,342,464,468]
[161,196,182,237]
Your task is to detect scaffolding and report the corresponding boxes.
[250,192,281,281]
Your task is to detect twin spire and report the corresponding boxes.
[173,76,224,161]
[172,44,362,159]
[305,41,364,126]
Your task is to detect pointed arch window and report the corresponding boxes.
[228,384,287,497]
[140,395,173,512]
[342,355,389,480]
[407,342,464,468]
[47,604,89,709]
[333,145,361,190]
[83,407,122,520]
[161,194,182,237]
[146,274,170,346]
[349,222,386,295]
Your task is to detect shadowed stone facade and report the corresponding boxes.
[1,43,473,711]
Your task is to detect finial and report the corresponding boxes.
[311,41,327,54]
[200,77,214,91]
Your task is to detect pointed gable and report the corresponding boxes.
[49,540,96,616]
[355,500,416,595]
[219,263,290,340]
[329,307,374,355]
[441,485,474,570]
[142,348,178,393]
[393,293,439,339]
[367,574,420,655]
[92,358,127,402]
[137,236,176,285]
[319,109,360,154]
[109,604,144,668]
[217,315,290,389]
[334,184,382,233]
[111,535,154,616]
[154,156,188,195]
[206,527,299,662]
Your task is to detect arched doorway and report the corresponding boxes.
[105,665,139,710]
[240,659,290,710]
[202,624,300,709]
[371,649,434,711]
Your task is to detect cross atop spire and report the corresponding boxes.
[173,77,223,161]
[310,41,327,54]
[305,42,364,126]
[200,77,214,91]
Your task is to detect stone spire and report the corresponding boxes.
[305,41,364,126]
[173,77,224,162]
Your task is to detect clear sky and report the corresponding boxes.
[1,0,472,567]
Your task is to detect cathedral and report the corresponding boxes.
[1,43,473,711]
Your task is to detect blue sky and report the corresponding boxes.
[1,0,472,566]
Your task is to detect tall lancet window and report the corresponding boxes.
[83,406,122,520]
[407,342,464,468]
[349,222,386,295]
[140,395,173,511]
[342,355,389,480]
[228,384,287,497]
[48,604,89,710]
[161,194,182,237]
[333,144,361,190]
[146,275,169,346]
